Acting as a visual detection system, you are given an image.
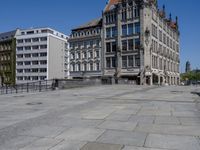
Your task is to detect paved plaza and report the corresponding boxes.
[0,85,200,150]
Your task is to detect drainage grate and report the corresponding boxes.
[26,102,43,105]
[171,91,184,93]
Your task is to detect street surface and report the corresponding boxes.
[0,85,200,150]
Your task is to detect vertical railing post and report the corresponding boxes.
[27,83,29,93]
[46,80,47,90]
[16,85,18,94]
[52,79,55,91]
[21,84,23,93]
[39,81,41,92]
[6,85,8,94]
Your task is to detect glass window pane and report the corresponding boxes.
[128,39,134,50]
[128,24,133,35]
[122,56,127,68]
[122,40,127,51]
[134,22,140,34]
[128,55,134,67]
[122,25,127,36]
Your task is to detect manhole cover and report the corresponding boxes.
[14,95,25,98]
[26,102,43,105]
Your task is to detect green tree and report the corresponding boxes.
[181,71,200,81]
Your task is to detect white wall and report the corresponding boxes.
[48,35,66,79]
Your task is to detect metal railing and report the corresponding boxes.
[0,79,56,95]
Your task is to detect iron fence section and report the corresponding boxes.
[0,80,55,95]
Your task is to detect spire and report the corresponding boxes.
[163,5,165,12]
[159,4,166,18]
[154,0,158,7]
[176,16,179,28]
[176,16,178,24]
[169,13,172,22]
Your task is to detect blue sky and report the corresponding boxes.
[0,0,199,72]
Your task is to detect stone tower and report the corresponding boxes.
[185,61,191,73]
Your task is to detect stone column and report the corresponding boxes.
[150,75,153,85]
[175,77,177,85]
[169,76,171,85]
[158,75,160,85]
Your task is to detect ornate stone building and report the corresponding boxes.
[69,0,180,85]
[103,0,180,85]
[69,19,102,79]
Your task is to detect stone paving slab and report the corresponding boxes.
[52,117,103,128]
[172,111,198,117]
[135,123,200,136]
[178,117,200,125]
[20,138,63,150]
[128,116,155,124]
[19,125,67,138]
[114,108,140,115]
[97,130,147,147]
[106,113,132,121]
[145,134,200,150]
[80,142,124,150]
[82,107,117,120]
[56,127,105,142]
[137,109,171,116]
[49,140,86,150]
[98,120,137,131]
[0,135,39,150]
[154,116,180,125]
[123,146,171,150]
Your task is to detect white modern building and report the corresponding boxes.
[15,27,69,84]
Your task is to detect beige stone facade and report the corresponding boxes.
[102,0,180,85]
[69,0,180,85]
